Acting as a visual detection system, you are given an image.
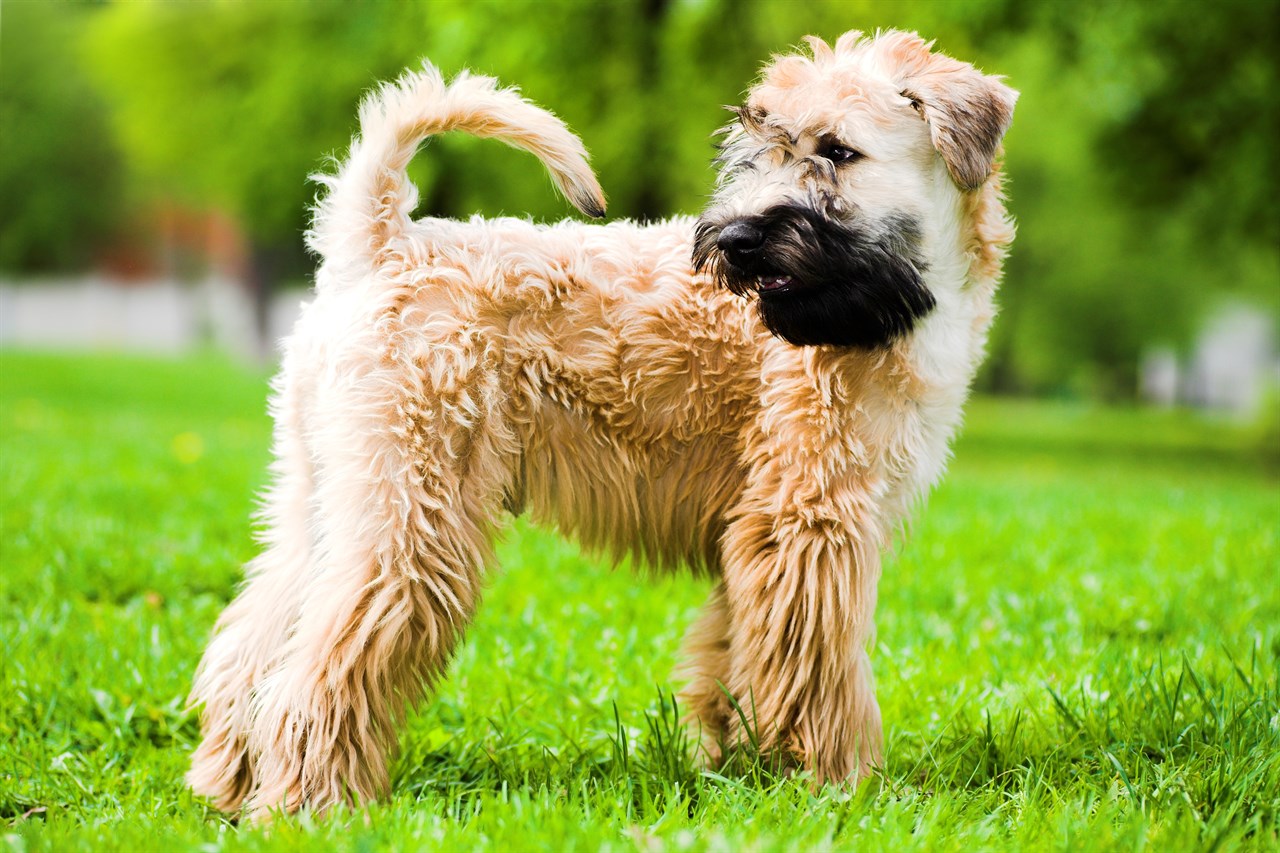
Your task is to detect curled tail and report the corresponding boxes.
[308,62,606,279]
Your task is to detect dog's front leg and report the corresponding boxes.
[717,472,885,785]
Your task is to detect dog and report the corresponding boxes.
[188,29,1016,818]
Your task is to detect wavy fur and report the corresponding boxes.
[189,32,1015,820]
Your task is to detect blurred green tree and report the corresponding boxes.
[83,2,402,330]
[1057,0,1277,252]
[0,3,127,274]
[958,0,1280,397]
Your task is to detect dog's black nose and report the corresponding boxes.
[717,221,765,256]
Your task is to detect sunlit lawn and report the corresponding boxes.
[2,351,1277,851]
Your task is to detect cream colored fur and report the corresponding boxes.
[189,30,1015,819]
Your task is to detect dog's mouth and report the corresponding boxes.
[755,273,794,295]
[724,259,805,298]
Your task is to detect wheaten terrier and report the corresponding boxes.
[189,29,1016,818]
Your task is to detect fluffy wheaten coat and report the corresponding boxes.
[189,29,1016,818]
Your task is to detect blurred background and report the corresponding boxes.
[2,0,1277,412]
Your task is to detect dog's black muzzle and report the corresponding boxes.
[694,204,936,348]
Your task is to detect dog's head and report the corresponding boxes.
[693,31,1017,348]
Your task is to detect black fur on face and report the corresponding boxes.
[692,203,935,348]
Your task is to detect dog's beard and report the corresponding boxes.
[693,204,935,348]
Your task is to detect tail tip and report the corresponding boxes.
[571,189,608,220]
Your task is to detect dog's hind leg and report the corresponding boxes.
[240,328,513,819]
[188,349,319,812]
[675,583,735,767]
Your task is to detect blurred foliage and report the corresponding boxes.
[0,0,1276,397]
[0,2,128,272]
[964,0,1280,397]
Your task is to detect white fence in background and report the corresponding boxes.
[0,276,306,361]
[1141,303,1279,415]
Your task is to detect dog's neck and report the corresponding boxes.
[772,161,1013,516]
[905,158,1013,384]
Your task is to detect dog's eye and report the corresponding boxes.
[817,141,863,165]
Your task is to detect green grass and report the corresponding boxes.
[2,351,1277,851]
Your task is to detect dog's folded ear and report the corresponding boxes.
[876,32,1018,192]
[904,71,1018,192]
